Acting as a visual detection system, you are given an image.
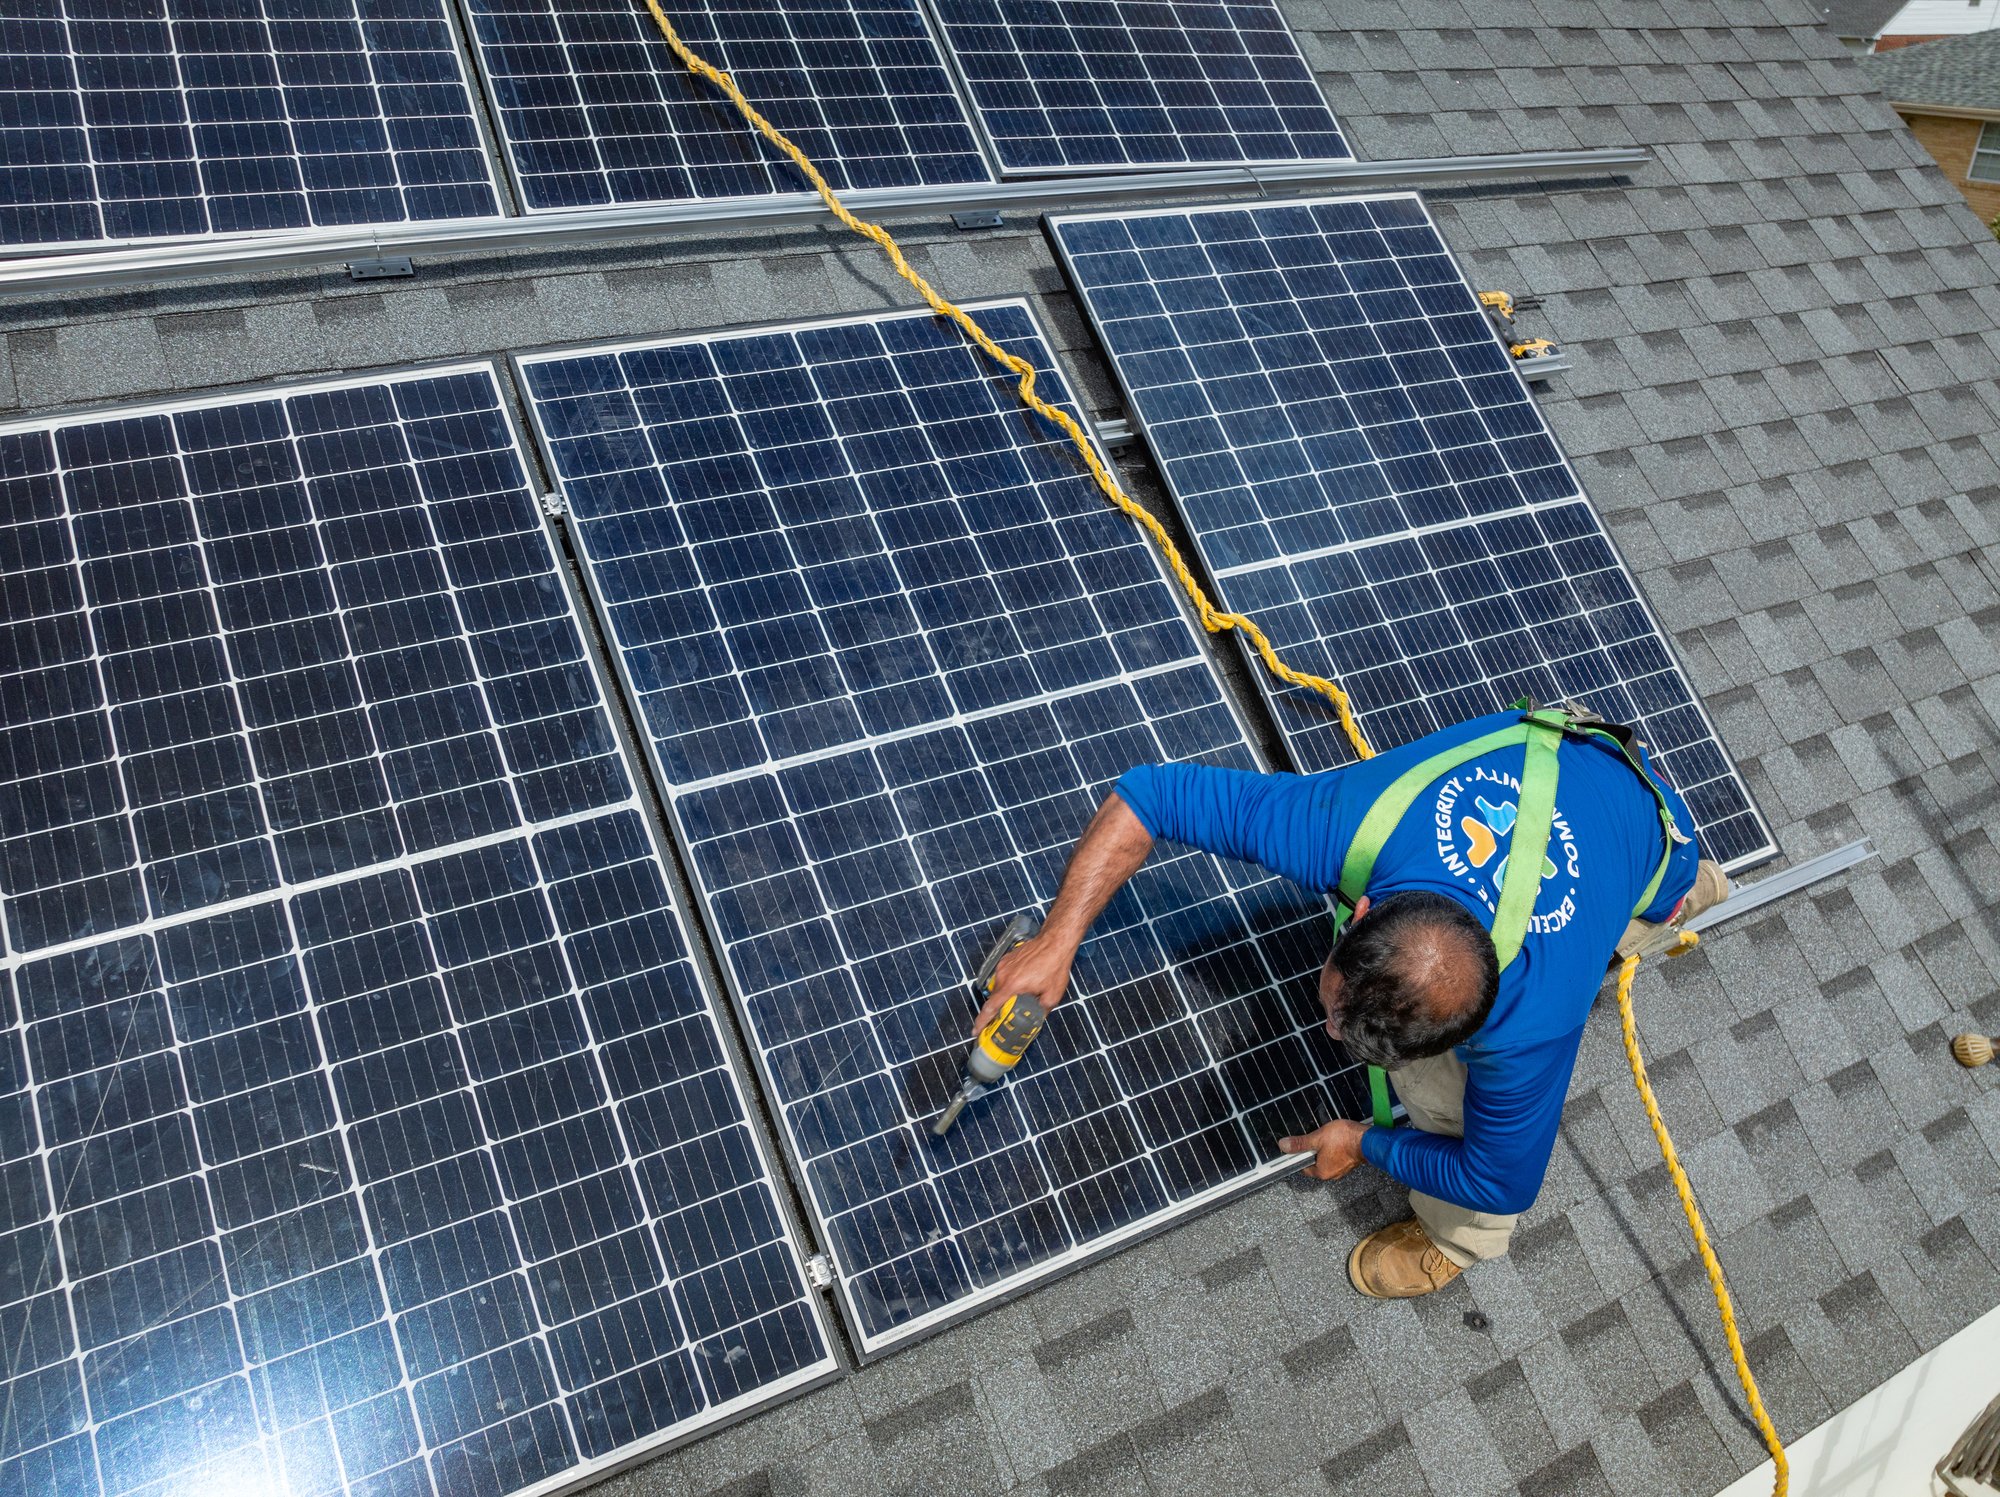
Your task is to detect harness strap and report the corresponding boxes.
[1334,723,1532,931]
[1337,721,1537,1128]
[1494,711,1564,971]
[1571,721,1688,915]
[1342,705,1684,1130]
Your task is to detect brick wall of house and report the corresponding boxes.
[1876,33,1951,48]
[1898,108,2000,221]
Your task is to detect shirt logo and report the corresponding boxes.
[1434,769,1582,936]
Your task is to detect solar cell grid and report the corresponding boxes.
[1048,195,1776,869]
[0,367,835,1497]
[518,302,1371,1355]
[0,0,500,247]
[0,366,625,953]
[464,0,992,211]
[1228,501,1774,864]
[1052,196,1574,571]
[928,0,1350,174]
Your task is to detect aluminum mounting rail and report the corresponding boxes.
[1687,839,1877,934]
[0,147,1650,298]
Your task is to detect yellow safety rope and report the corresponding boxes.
[635,0,1375,759]
[635,9,1787,1491]
[1618,937,1790,1494]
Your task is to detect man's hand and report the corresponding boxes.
[973,933,1076,1035]
[1278,1119,1369,1181]
[967,795,1154,1038]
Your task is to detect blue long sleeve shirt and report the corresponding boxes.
[1114,710,1702,1216]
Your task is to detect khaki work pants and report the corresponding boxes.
[1390,1049,1518,1268]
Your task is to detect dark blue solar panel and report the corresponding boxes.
[0,366,631,950]
[0,368,834,1497]
[465,0,992,210]
[929,0,1349,174]
[1049,195,1775,870]
[518,302,1369,1355]
[0,0,500,246]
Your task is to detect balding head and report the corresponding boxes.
[1321,891,1499,1069]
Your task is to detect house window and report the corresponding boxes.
[1973,122,2000,182]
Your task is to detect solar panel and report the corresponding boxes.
[463,0,993,211]
[0,0,501,247]
[1047,195,1776,870]
[516,302,1369,1356]
[927,0,1350,175]
[0,367,835,1497]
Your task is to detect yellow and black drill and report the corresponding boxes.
[931,913,1047,1136]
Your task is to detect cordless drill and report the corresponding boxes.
[931,913,1046,1136]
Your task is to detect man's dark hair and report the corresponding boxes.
[1331,890,1499,1069]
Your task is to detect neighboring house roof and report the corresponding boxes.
[1824,0,1907,40]
[1863,26,2000,106]
[3,4,2000,1497]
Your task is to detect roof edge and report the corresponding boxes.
[1887,98,2000,120]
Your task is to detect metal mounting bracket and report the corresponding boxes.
[1515,355,1571,382]
[951,208,1004,230]
[345,255,415,281]
[1094,416,1137,450]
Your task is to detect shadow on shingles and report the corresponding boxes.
[1804,711,2000,994]
[1569,1123,1767,1440]
[1901,746,2000,960]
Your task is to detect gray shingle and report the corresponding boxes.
[1343,1298,1461,1420]
[1906,1217,2000,1334]
[1467,1360,1560,1477]
[1403,1389,1515,1497]
[1321,1422,1433,1497]
[1232,1354,1386,1492]
[1739,1327,1832,1440]
[12,320,169,406]
[861,1385,1005,1497]
[1813,1270,1923,1400]
[1733,1098,1828,1201]
[1128,1389,1260,1497]
[1032,1310,1164,1448]
[1589,1414,1680,1497]
[1044,1433,1146,1497]
[1915,921,2000,1007]
[1634,1381,1739,1493]
[1512,1216,1608,1320]
[1679,1129,1774,1234]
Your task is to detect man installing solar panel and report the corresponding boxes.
[965,702,1727,1299]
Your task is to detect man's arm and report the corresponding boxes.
[1358,1035,1580,1215]
[1114,763,1341,890]
[977,764,1344,1032]
[977,792,1152,1029]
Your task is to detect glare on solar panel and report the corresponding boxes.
[464,0,993,211]
[1047,195,1776,870]
[0,0,501,247]
[516,301,1370,1355]
[0,366,835,1497]
[927,0,1351,175]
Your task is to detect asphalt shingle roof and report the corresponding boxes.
[1820,0,1903,42]
[2,1,1998,1494]
[1861,28,2000,109]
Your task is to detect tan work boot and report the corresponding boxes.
[1616,858,1729,960]
[1346,1218,1464,1299]
[1680,859,1729,921]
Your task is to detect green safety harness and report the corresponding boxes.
[1332,703,1691,1128]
